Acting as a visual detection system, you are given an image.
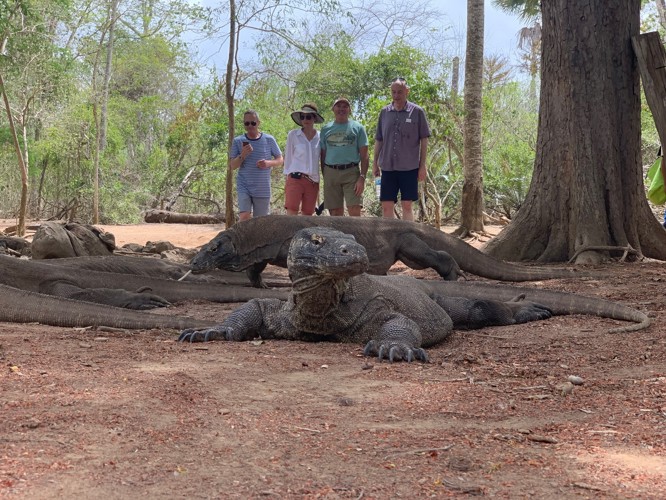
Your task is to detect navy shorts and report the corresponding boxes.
[379,169,419,202]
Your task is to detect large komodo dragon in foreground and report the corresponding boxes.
[180,227,650,362]
[190,215,589,288]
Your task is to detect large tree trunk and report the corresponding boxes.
[485,0,666,263]
[458,0,485,234]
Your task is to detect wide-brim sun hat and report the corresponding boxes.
[291,104,324,126]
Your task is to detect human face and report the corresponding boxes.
[391,82,409,109]
[243,114,260,137]
[300,113,316,128]
[332,101,350,123]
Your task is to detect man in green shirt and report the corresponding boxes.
[320,97,370,216]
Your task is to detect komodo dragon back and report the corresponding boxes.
[192,215,589,282]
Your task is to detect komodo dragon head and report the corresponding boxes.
[190,232,240,273]
[287,227,369,283]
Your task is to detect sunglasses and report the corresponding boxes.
[244,121,257,126]
[299,113,314,121]
[392,77,407,84]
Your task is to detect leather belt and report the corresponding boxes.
[289,172,316,183]
[325,162,358,170]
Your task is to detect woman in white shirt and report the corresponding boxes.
[283,103,323,215]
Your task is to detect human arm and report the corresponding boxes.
[373,111,384,178]
[373,139,382,177]
[257,136,283,169]
[320,146,327,175]
[418,137,428,182]
[417,108,431,182]
[257,155,283,169]
[229,142,252,170]
[355,145,369,196]
[283,131,294,173]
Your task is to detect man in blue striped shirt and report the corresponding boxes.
[230,110,283,221]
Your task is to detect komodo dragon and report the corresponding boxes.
[180,227,649,362]
[42,254,257,285]
[190,215,588,288]
[0,254,286,310]
[0,283,215,330]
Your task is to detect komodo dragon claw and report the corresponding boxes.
[178,326,232,343]
[363,340,429,363]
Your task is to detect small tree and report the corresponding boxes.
[457,0,485,235]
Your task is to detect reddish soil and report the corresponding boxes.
[1,222,665,498]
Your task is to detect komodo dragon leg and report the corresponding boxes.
[395,233,463,280]
[39,280,171,310]
[431,295,553,330]
[179,298,292,342]
[246,261,269,288]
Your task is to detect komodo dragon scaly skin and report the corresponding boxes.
[42,254,256,285]
[0,283,214,330]
[190,215,589,288]
[179,228,648,361]
[0,254,287,310]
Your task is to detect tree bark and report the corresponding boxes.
[0,73,28,237]
[144,209,225,224]
[485,0,666,263]
[458,0,485,234]
[451,56,460,100]
[224,0,237,228]
[93,0,118,225]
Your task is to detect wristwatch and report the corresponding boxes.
[359,174,366,179]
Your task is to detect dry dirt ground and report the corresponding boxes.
[1,222,666,498]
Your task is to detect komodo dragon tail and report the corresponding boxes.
[420,281,650,333]
[439,236,590,281]
[0,284,215,330]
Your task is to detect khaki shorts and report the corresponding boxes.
[322,166,362,210]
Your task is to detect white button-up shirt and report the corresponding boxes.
[284,128,321,182]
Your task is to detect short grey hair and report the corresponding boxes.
[243,110,259,121]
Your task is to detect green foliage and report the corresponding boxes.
[482,81,537,218]
[0,0,655,225]
[492,0,540,19]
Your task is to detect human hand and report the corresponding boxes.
[241,143,253,159]
[354,176,365,196]
[372,164,381,177]
[257,159,270,169]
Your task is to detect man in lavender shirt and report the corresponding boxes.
[372,78,430,221]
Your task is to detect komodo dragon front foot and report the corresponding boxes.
[505,296,553,324]
[179,326,233,343]
[363,340,429,363]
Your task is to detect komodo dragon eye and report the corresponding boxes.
[310,234,325,245]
